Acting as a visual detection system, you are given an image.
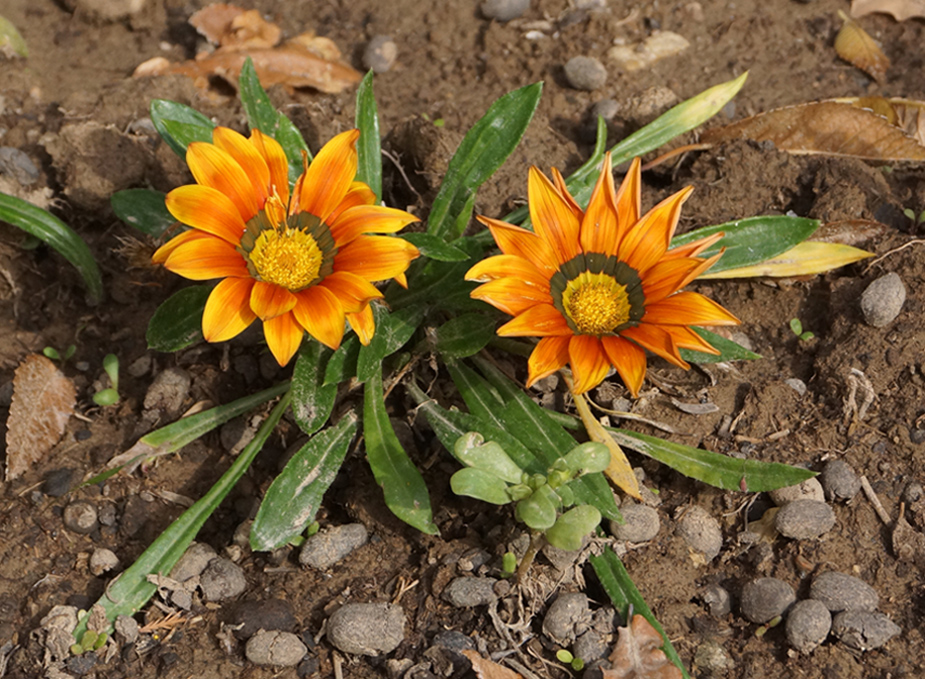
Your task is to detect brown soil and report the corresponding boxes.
[2,0,925,678]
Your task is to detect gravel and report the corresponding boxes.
[326,603,406,655]
[740,578,795,624]
[809,571,879,612]
[442,577,498,607]
[590,98,620,121]
[63,501,98,535]
[831,610,901,651]
[363,36,397,73]
[573,629,609,663]
[480,0,530,22]
[114,614,140,644]
[860,272,906,327]
[768,477,825,506]
[232,599,298,640]
[200,557,247,602]
[245,629,307,666]
[677,505,723,561]
[299,523,369,570]
[89,548,120,576]
[542,592,591,645]
[701,583,732,618]
[564,56,608,91]
[171,542,218,582]
[785,599,832,653]
[819,460,861,501]
[693,641,734,675]
[0,147,40,184]
[610,504,660,542]
[774,499,836,539]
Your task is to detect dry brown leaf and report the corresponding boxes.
[812,219,890,247]
[461,650,523,679]
[835,12,889,83]
[851,0,925,21]
[603,615,683,679]
[833,96,925,146]
[702,101,925,161]
[5,354,76,481]
[190,4,280,49]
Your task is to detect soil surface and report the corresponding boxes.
[2,1,925,678]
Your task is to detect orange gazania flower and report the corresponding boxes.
[466,154,739,396]
[153,127,420,365]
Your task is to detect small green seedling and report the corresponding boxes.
[92,354,120,406]
[789,318,814,342]
[500,551,517,579]
[43,344,76,364]
[903,207,925,227]
[69,629,107,655]
[555,649,585,671]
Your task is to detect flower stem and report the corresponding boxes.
[515,531,546,584]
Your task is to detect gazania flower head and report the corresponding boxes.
[466,154,739,396]
[153,127,420,365]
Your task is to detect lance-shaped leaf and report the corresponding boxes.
[356,305,424,383]
[434,313,496,358]
[111,189,175,238]
[146,285,210,352]
[355,70,382,201]
[679,327,761,364]
[291,341,337,437]
[699,241,873,278]
[398,233,469,262]
[150,99,216,157]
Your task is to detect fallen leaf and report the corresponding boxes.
[461,650,524,679]
[700,241,874,278]
[604,615,683,679]
[811,219,891,247]
[5,354,76,480]
[190,3,280,49]
[834,97,925,146]
[835,12,889,83]
[851,0,925,21]
[0,13,28,59]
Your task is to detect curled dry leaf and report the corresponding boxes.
[834,96,925,146]
[603,615,683,679]
[190,3,280,49]
[461,650,524,679]
[835,12,889,83]
[5,354,76,481]
[851,0,925,21]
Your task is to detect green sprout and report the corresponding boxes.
[903,207,925,226]
[43,344,76,364]
[92,354,120,406]
[555,649,585,671]
[500,551,517,578]
[69,629,107,655]
[789,318,814,342]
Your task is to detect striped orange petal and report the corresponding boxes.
[329,205,420,247]
[466,254,548,288]
[642,291,740,327]
[333,235,419,282]
[471,278,553,316]
[613,157,642,239]
[318,271,383,314]
[642,251,722,304]
[497,304,571,337]
[664,325,720,354]
[264,311,304,366]
[528,166,582,266]
[568,335,611,394]
[212,127,270,201]
[347,304,376,345]
[476,215,558,276]
[165,185,247,245]
[621,186,693,275]
[162,235,249,280]
[249,129,290,205]
[186,141,262,221]
[580,152,619,256]
[203,277,257,342]
[327,181,377,224]
[601,335,647,397]
[250,280,298,320]
[550,167,583,221]
[621,324,689,369]
[526,336,570,388]
[299,129,360,224]
[152,229,213,264]
[292,285,346,350]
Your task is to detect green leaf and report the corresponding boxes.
[563,442,611,476]
[355,70,382,201]
[515,485,558,530]
[291,342,337,437]
[323,335,360,386]
[111,189,175,238]
[679,327,761,364]
[454,431,524,484]
[363,372,438,534]
[0,192,103,302]
[398,233,469,262]
[146,285,210,352]
[427,82,543,241]
[0,14,28,57]
[239,57,280,137]
[250,413,358,551]
[277,116,312,187]
[150,99,216,157]
[434,313,495,358]
[356,305,423,383]
[546,505,602,551]
[605,426,817,492]
[590,548,692,679]
[669,215,819,275]
[450,467,511,505]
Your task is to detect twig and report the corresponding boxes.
[860,475,892,525]
[864,239,925,272]
[515,532,546,585]
[641,143,713,172]
[381,149,423,204]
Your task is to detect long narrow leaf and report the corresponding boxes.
[679,327,761,364]
[150,99,216,157]
[356,305,423,383]
[146,285,210,352]
[699,240,873,278]
[0,193,103,302]
[291,342,337,436]
[355,70,382,201]
[111,189,175,238]
[239,57,280,137]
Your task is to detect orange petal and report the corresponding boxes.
[292,285,346,350]
[580,153,620,256]
[642,291,739,327]
[526,336,570,387]
[318,271,384,313]
[263,312,304,366]
[250,280,297,320]
[551,167,583,221]
[528,166,582,265]
[163,235,249,280]
[664,325,720,354]
[568,335,611,394]
[621,186,693,275]
[601,335,647,398]
[642,252,723,304]
[663,231,724,260]
[250,129,290,205]
[614,157,642,240]
[165,185,247,245]
[299,129,360,224]
[347,303,376,345]
[497,304,571,337]
[153,229,212,264]
[477,215,558,276]
[621,323,689,369]
[394,272,408,288]
[203,277,257,342]
[465,254,548,288]
[333,235,419,282]
[471,278,553,316]
[186,141,262,221]
[327,181,377,224]
[212,127,270,203]
[329,205,419,247]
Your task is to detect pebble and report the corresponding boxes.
[774,499,836,539]
[784,378,807,397]
[171,542,218,582]
[809,571,879,612]
[126,354,152,378]
[610,504,660,542]
[89,548,120,576]
[590,98,620,121]
[542,537,589,570]
[831,610,900,651]
[362,36,397,74]
[63,501,99,535]
[299,523,368,570]
[199,557,247,602]
[143,367,191,417]
[903,481,924,504]
[114,614,140,644]
[119,495,149,537]
[608,31,690,72]
[326,603,406,655]
[769,478,825,506]
[740,578,795,624]
[677,505,723,561]
[43,468,74,497]
[573,629,609,663]
[480,0,530,22]
[693,641,734,675]
[98,503,117,527]
[0,147,40,185]
[443,577,498,607]
[542,592,591,645]
[433,630,475,652]
[819,460,861,501]
[785,599,832,654]
[245,629,307,666]
[232,599,298,640]
[861,273,906,328]
[564,56,608,91]
[701,583,732,618]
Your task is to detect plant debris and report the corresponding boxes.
[851,0,925,21]
[835,11,889,83]
[603,614,683,679]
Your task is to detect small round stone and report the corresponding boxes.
[542,592,591,645]
[114,614,140,644]
[831,610,900,651]
[245,629,307,667]
[701,583,732,618]
[677,505,723,561]
[170,542,218,582]
[326,603,406,656]
[903,481,925,504]
[819,460,861,501]
[785,599,832,653]
[0,147,40,185]
[590,98,620,121]
[769,477,825,506]
[200,557,247,602]
[362,36,397,74]
[740,577,795,624]
[611,504,660,542]
[774,499,836,539]
[480,0,530,22]
[442,577,498,608]
[63,501,98,535]
[809,571,879,612]
[43,468,74,497]
[564,56,608,91]
[860,272,906,327]
[299,523,368,570]
[89,548,120,576]
[693,641,734,674]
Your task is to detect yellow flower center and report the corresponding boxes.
[562,271,631,336]
[249,227,323,291]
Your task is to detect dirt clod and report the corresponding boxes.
[832,610,901,651]
[542,592,591,645]
[785,599,832,654]
[299,523,369,570]
[809,572,879,612]
[326,602,406,656]
[860,272,906,327]
[819,460,861,501]
[740,577,795,624]
[199,557,246,602]
[774,500,836,540]
[677,505,722,562]
[245,629,307,667]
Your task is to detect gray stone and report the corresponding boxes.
[443,577,497,607]
[170,542,218,582]
[0,147,40,185]
[363,36,397,74]
[143,367,190,417]
[701,583,731,618]
[89,548,120,576]
[114,614,139,644]
[785,599,831,654]
[820,460,861,501]
[774,499,835,539]
[326,603,406,655]
[64,0,147,22]
[590,99,620,121]
[740,578,795,624]
[480,0,530,22]
[809,571,879,612]
[200,557,247,602]
[245,629,307,666]
[573,629,609,663]
[610,504,660,542]
[693,641,734,675]
[542,592,591,645]
[860,272,906,327]
[677,505,722,561]
[63,501,98,535]
[299,523,369,570]
[564,56,608,91]
[785,378,807,397]
[903,481,924,504]
[769,477,825,506]
[831,610,900,651]
[43,468,74,497]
